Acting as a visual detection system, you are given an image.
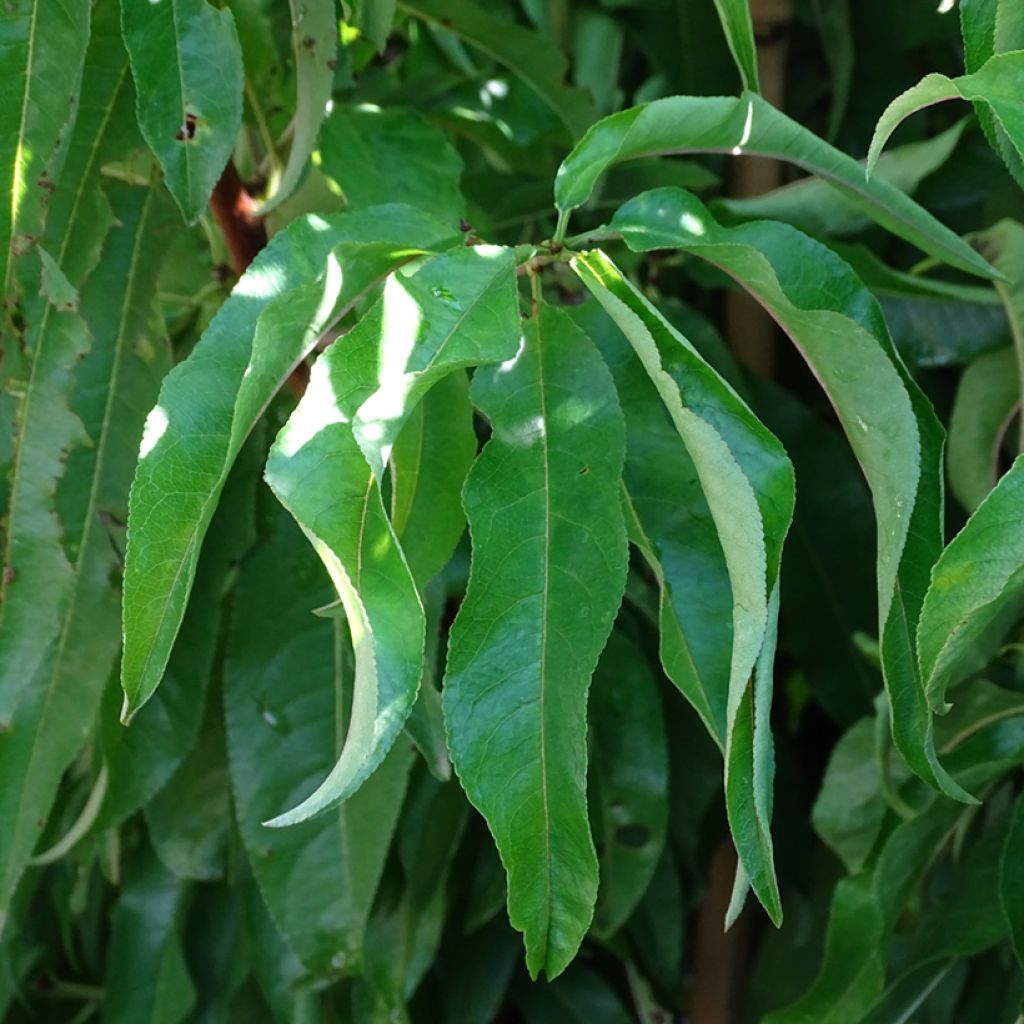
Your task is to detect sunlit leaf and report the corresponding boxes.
[444,302,628,977]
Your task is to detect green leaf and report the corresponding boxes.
[319,107,465,226]
[145,695,230,881]
[399,0,595,139]
[104,844,196,1024]
[918,455,1024,711]
[711,0,760,92]
[609,187,969,802]
[553,93,995,279]
[0,180,173,915]
[0,3,135,724]
[571,250,793,924]
[589,631,668,939]
[258,0,337,213]
[262,245,518,825]
[1001,791,1024,966]
[121,206,456,719]
[715,120,967,240]
[0,0,91,318]
[121,0,245,222]
[947,347,1018,512]
[224,505,411,973]
[391,371,478,588]
[867,53,1024,189]
[349,0,397,51]
[443,302,628,978]
[812,719,886,873]
[514,964,633,1024]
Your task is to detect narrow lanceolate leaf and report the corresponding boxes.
[1001,791,1024,967]
[121,0,244,221]
[104,845,196,1024]
[444,303,628,978]
[260,245,519,826]
[0,0,90,319]
[609,188,968,802]
[867,53,1024,186]
[589,631,668,939]
[258,0,336,213]
[398,0,595,139]
[319,107,466,226]
[121,206,456,719]
[391,371,478,588]
[552,93,995,279]
[947,348,1019,512]
[711,0,760,92]
[0,182,174,915]
[571,251,793,923]
[225,507,411,973]
[918,456,1024,711]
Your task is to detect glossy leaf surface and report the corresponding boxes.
[444,302,628,978]
[554,93,994,278]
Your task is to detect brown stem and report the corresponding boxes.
[209,161,266,278]
[690,841,753,1024]
[209,161,308,397]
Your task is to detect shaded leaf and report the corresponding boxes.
[399,0,595,139]
[1001,790,1024,966]
[259,0,336,213]
[919,455,1024,711]
[589,631,668,938]
[571,250,793,923]
[444,302,628,978]
[610,187,969,801]
[947,347,1018,512]
[104,844,196,1024]
[319,107,465,226]
[225,504,412,973]
[711,0,760,92]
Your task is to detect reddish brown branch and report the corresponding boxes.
[210,161,267,278]
[209,161,308,397]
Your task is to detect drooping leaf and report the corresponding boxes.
[262,245,518,825]
[121,0,245,221]
[444,302,628,978]
[514,964,633,1024]
[104,844,196,1024]
[0,4,135,723]
[99,427,260,831]
[589,631,668,939]
[145,695,230,881]
[1001,790,1024,966]
[867,52,1024,188]
[258,0,337,213]
[350,0,398,51]
[715,120,966,240]
[553,92,995,279]
[319,107,465,226]
[571,250,793,924]
[609,187,969,802]
[399,0,595,139]
[0,181,173,915]
[947,347,1018,512]
[224,505,411,973]
[121,206,456,719]
[391,371,477,588]
[0,0,90,320]
[918,455,1024,711]
[710,0,760,93]
[812,719,887,873]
